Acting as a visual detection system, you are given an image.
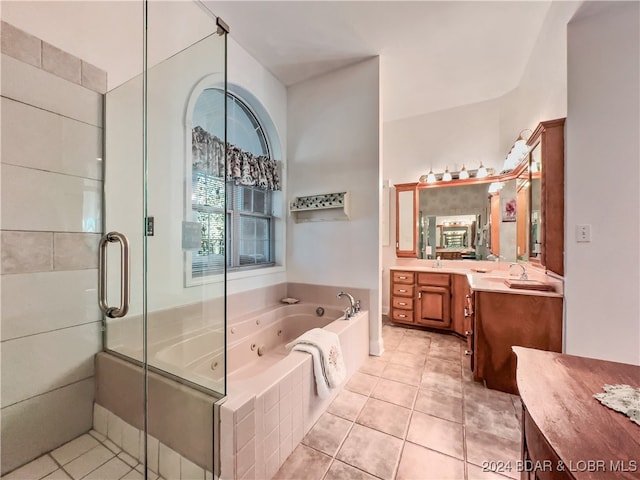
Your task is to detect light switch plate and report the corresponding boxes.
[576,224,592,242]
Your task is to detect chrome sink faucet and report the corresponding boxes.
[337,291,360,319]
[509,262,528,280]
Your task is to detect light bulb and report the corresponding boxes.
[442,167,452,182]
[477,162,488,178]
[426,168,436,183]
[459,165,469,180]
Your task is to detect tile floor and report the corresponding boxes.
[273,323,523,480]
[3,323,522,480]
[1,430,163,480]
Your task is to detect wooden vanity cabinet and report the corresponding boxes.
[390,270,415,324]
[416,273,451,329]
[474,291,562,394]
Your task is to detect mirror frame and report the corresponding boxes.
[526,118,565,276]
[395,182,419,257]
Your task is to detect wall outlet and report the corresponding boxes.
[576,224,592,242]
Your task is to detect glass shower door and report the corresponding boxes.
[103,1,227,477]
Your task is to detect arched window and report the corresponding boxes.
[190,88,277,278]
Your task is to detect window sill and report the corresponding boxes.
[186,264,285,287]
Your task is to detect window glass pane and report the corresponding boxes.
[192,210,225,275]
[193,173,224,208]
[239,216,270,265]
[241,187,253,212]
[253,189,267,214]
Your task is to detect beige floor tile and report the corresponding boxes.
[344,372,378,396]
[396,336,430,356]
[465,428,521,479]
[358,356,388,377]
[467,462,516,480]
[428,344,461,361]
[396,442,465,480]
[388,350,427,369]
[424,356,462,378]
[421,370,463,397]
[273,444,332,480]
[51,434,100,466]
[41,469,72,480]
[414,388,463,423]
[63,445,114,480]
[401,328,433,339]
[336,424,402,480]
[323,460,378,480]
[302,412,353,456]
[406,411,464,460]
[2,456,58,480]
[327,389,368,421]
[370,378,418,409]
[356,398,411,438]
[82,457,132,480]
[464,404,521,443]
[381,363,422,386]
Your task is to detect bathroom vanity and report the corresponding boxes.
[389,117,567,394]
[390,264,563,394]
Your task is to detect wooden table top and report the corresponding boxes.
[513,347,640,479]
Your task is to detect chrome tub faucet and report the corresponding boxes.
[337,291,360,319]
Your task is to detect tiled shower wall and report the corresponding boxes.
[0,22,106,474]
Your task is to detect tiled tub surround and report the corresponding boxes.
[220,309,370,480]
[0,22,106,474]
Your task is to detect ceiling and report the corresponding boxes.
[1,1,562,122]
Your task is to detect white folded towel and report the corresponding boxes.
[286,328,346,399]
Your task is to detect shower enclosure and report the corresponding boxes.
[1,1,228,477]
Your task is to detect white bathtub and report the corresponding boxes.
[226,303,344,381]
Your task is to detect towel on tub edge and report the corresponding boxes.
[285,328,346,399]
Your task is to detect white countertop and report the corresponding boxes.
[390,260,563,298]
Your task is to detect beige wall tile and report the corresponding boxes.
[1,230,52,274]
[1,165,102,233]
[0,21,41,68]
[1,322,100,407]
[42,42,81,85]
[53,233,100,271]
[0,378,94,475]
[81,61,107,94]
[1,269,100,341]
[1,98,103,180]
[1,54,103,126]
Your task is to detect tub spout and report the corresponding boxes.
[337,291,359,319]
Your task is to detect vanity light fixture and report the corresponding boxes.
[458,164,469,180]
[477,162,488,178]
[442,166,452,182]
[426,168,437,184]
[502,128,533,173]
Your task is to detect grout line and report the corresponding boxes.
[1,161,104,182]
[1,320,102,344]
[0,93,104,127]
[0,375,95,409]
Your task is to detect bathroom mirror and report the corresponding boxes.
[529,143,542,260]
[516,163,530,260]
[395,183,418,257]
[417,183,492,260]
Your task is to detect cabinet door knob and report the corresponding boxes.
[465,330,472,336]
[464,350,472,356]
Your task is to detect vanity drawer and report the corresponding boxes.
[392,284,414,297]
[392,271,415,284]
[417,272,450,287]
[392,297,414,310]
[392,309,413,323]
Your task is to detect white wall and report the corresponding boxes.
[287,58,382,354]
[565,2,640,365]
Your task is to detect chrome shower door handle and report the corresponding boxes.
[99,232,131,318]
